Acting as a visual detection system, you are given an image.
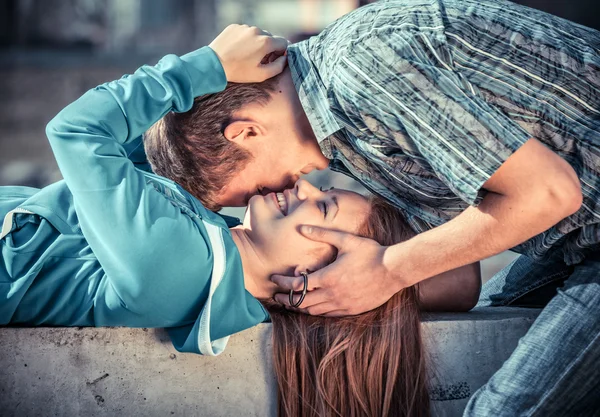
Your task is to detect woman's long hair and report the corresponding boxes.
[267,197,429,417]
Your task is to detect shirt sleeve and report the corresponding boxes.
[333,28,532,205]
[123,136,152,173]
[45,47,228,325]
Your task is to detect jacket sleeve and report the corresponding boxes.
[45,47,229,326]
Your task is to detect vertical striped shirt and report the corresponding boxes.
[288,0,600,265]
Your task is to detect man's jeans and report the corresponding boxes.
[463,250,600,417]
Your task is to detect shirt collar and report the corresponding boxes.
[287,41,341,153]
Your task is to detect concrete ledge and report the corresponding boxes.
[0,307,541,417]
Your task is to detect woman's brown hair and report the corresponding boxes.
[267,197,429,417]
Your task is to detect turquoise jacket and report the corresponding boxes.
[0,47,268,355]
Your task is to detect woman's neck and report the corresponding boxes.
[230,227,278,300]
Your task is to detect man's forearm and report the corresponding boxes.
[387,189,580,288]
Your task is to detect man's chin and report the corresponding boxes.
[215,194,251,208]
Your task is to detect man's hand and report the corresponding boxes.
[270,226,407,316]
[209,24,288,83]
[270,139,582,317]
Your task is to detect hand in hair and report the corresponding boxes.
[271,225,406,316]
[209,24,289,83]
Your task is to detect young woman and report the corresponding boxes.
[0,25,479,416]
[268,196,427,417]
[265,193,483,417]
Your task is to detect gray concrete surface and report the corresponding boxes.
[0,307,541,417]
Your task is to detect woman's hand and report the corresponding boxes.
[209,24,289,83]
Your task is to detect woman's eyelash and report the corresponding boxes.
[319,186,335,192]
[320,202,328,218]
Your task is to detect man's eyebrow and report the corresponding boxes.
[332,196,339,220]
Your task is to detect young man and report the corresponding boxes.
[145,0,599,414]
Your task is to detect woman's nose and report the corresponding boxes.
[295,179,320,200]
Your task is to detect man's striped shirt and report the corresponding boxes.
[288,0,600,265]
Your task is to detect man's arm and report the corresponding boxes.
[389,138,582,287]
[272,138,582,316]
[418,262,481,312]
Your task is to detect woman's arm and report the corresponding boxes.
[46,47,227,325]
[418,262,482,312]
[45,26,288,326]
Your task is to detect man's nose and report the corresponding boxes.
[284,175,300,190]
[301,159,328,175]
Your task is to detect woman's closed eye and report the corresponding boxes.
[318,186,336,219]
[319,201,329,218]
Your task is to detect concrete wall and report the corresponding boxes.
[0,307,541,417]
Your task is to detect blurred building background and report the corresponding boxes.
[0,0,367,189]
[1,0,598,279]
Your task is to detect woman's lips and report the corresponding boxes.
[269,192,286,215]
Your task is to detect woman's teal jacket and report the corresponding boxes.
[0,47,268,355]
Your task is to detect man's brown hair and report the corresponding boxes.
[144,77,281,211]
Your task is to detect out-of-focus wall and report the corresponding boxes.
[0,0,360,187]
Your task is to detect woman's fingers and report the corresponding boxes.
[208,24,289,83]
[261,54,287,78]
[265,35,289,53]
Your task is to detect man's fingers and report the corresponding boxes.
[271,274,304,291]
[300,225,353,249]
[274,290,328,309]
[282,301,348,317]
[271,272,321,291]
[322,310,348,317]
[302,304,344,316]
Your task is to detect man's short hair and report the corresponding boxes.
[144,76,281,211]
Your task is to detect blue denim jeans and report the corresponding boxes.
[463,251,600,416]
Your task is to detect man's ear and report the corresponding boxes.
[223,120,265,145]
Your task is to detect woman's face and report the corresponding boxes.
[243,179,370,276]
